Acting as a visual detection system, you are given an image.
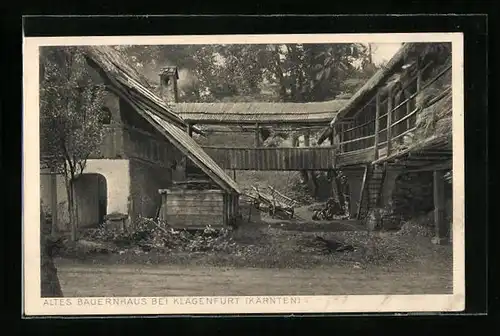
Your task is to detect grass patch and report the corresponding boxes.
[56,218,452,270]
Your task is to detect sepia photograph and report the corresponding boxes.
[23,33,465,315]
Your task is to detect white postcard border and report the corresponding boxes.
[23,32,465,315]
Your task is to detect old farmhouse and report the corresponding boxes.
[317,42,453,242]
[40,46,241,232]
[40,42,454,245]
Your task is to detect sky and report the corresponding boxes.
[370,43,403,66]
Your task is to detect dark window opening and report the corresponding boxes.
[100,107,112,124]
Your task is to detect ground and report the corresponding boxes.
[55,263,452,297]
[53,212,453,297]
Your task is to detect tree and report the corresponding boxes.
[40,46,107,241]
[117,43,373,104]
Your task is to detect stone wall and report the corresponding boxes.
[391,171,435,220]
[160,189,226,229]
[128,158,173,225]
[371,169,453,231]
[40,173,69,231]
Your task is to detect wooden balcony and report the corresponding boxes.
[333,63,453,169]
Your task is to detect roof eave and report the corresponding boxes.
[329,43,416,127]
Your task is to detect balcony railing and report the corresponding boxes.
[332,60,452,161]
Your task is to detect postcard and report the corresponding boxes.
[23,32,465,315]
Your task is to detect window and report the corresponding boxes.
[100,107,112,124]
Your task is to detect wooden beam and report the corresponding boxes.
[181,119,351,127]
[407,156,451,161]
[356,165,369,220]
[173,76,179,103]
[386,86,393,155]
[414,150,453,156]
[186,123,193,137]
[373,91,381,160]
[410,151,453,158]
[406,92,412,129]
[340,124,345,152]
[403,160,452,173]
[433,170,448,243]
[254,123,260,147]
[329,126,335,145]
[304,130,310,147]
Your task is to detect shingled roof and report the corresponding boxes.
[81,46,198,131]
[173,100,349,125]
[81,46,240,194]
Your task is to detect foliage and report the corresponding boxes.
[80,217,239,253]
[117,43,377,103]
[69,218,452,269]
[40,46,107,240]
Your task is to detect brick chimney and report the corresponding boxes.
[159,66,179,103]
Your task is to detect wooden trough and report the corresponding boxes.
[244,185,298,220]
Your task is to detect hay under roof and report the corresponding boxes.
[173,100,350,125]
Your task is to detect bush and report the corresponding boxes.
[80,217,241,253]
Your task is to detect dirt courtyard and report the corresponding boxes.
[55,260,453,297]
[52,218,454,297]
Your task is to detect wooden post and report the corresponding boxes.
[373,92,381,160]
[432,170,448,244]
[406,91,412,130]
[416,58,422,92]
[232,169,236,181]
[183,123,191,179]
[173,75,179,103]
[329,126,336,146]
[340,124,345,152]
[386,86,393,155]
[50,171,58,236]
[415,58,422,128]
[304,130,310,147]
[254,123,260,147]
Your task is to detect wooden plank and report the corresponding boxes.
[390,107,418,129]
[255,123,260,147]
[339,134,375,146]
[329,126,335,145]
[202,147,337,170]
[386,86,393,155]
[340,124,345,152]
[433,170,447,240]
[337,147,375,167]
[373,92,381,160]
[356,165,369,220]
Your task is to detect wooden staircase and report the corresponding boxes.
[356,164,386,220]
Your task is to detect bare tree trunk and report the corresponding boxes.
[65,176,78,241]
[272,46,288,101]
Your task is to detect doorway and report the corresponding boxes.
[72,173,108,228]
